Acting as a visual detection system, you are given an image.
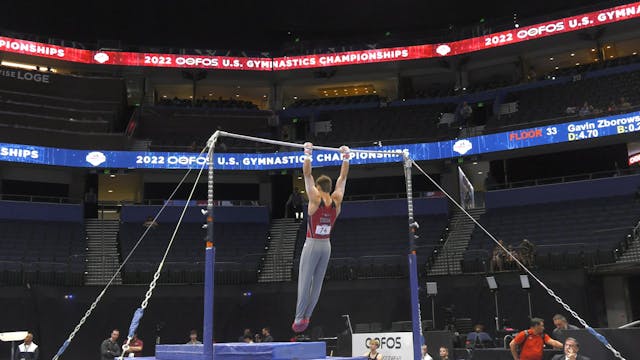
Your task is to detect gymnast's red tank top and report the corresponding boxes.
[306,198,337,240]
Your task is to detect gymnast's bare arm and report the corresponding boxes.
[332,145,350,215]
[303,142,320,215]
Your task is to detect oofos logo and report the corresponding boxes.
[366,337,402,349]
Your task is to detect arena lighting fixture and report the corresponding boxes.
[576,62,580,66]
[426,282,438,329]
[549,57,554,61]
[486,276,500,331]
[570,53,575,57]
[591,48,596,52]
[107,190,114,193]
[606,45,612,49]
[555,66,559,70]
[520,275,533,319]
[486,276,497,290]
[109,174,116,178]
[634,52,638,55]
[1,61,37,70]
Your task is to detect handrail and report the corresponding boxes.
[358,254,405,261]
[488,168,640,190]
[0,109,110,124]
[0,88,122,105]
[0,194,82,204]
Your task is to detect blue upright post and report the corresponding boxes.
[203,143,216,359]
[403,155,423,360]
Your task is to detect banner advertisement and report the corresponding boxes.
[0,110,639,170]
[352,332,414,360]
[0,2,639,70]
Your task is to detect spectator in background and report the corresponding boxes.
[438,346,450,360]
[101,329,121,360]
[491,240,506,272]
[505,244,518,269]
[262,327,274,342]
[551,337,590,360]
[460,102,473,123]
[527,66,537,82]
[254,333,263,343]
[285,188,304,221]
[552,314,579,341]
[619,97,631,109]
[363,339,382,360]
[238,329,252,342]
[607,101,618,113]
[519,239,536,267]
[143,216,158,229]
[466,324,493,348]
[242,335,254,344]
[14,332,39,360]
[578,102,593,116]
[421,344,434,360]
[123,333,143,357]
[186,330,202,344]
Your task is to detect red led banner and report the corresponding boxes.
[1,2,639,71]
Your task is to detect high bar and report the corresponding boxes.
[211,131,405,157]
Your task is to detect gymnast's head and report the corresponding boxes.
[315,175,332,193]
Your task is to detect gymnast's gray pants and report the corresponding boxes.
[295,238,331,321]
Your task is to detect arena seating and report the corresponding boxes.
[134,105,276,151]
[313,103,459,146]
[0,68,126,132]
[157,97,259,110]
[463,195,640,272]
[289,95,380,108]
[490,64,640,130]
[0,220,85,285]
[118,221,269,284]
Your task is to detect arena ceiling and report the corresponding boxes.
[0,0,625,51]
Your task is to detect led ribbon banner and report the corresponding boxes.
[1,111,639,170]
[0,3,639,70]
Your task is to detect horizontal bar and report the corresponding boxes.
[213,130,405,156]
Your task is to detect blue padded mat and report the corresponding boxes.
[155,342,328,360]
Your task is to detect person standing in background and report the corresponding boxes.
[14,333,39,360]
[100,329,121,360]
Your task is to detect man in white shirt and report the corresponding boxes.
[421,344,434,360]
[15,333,39,360]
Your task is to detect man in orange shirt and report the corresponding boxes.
[510,318,563,360]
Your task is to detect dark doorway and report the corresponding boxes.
[271,173,293,219]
